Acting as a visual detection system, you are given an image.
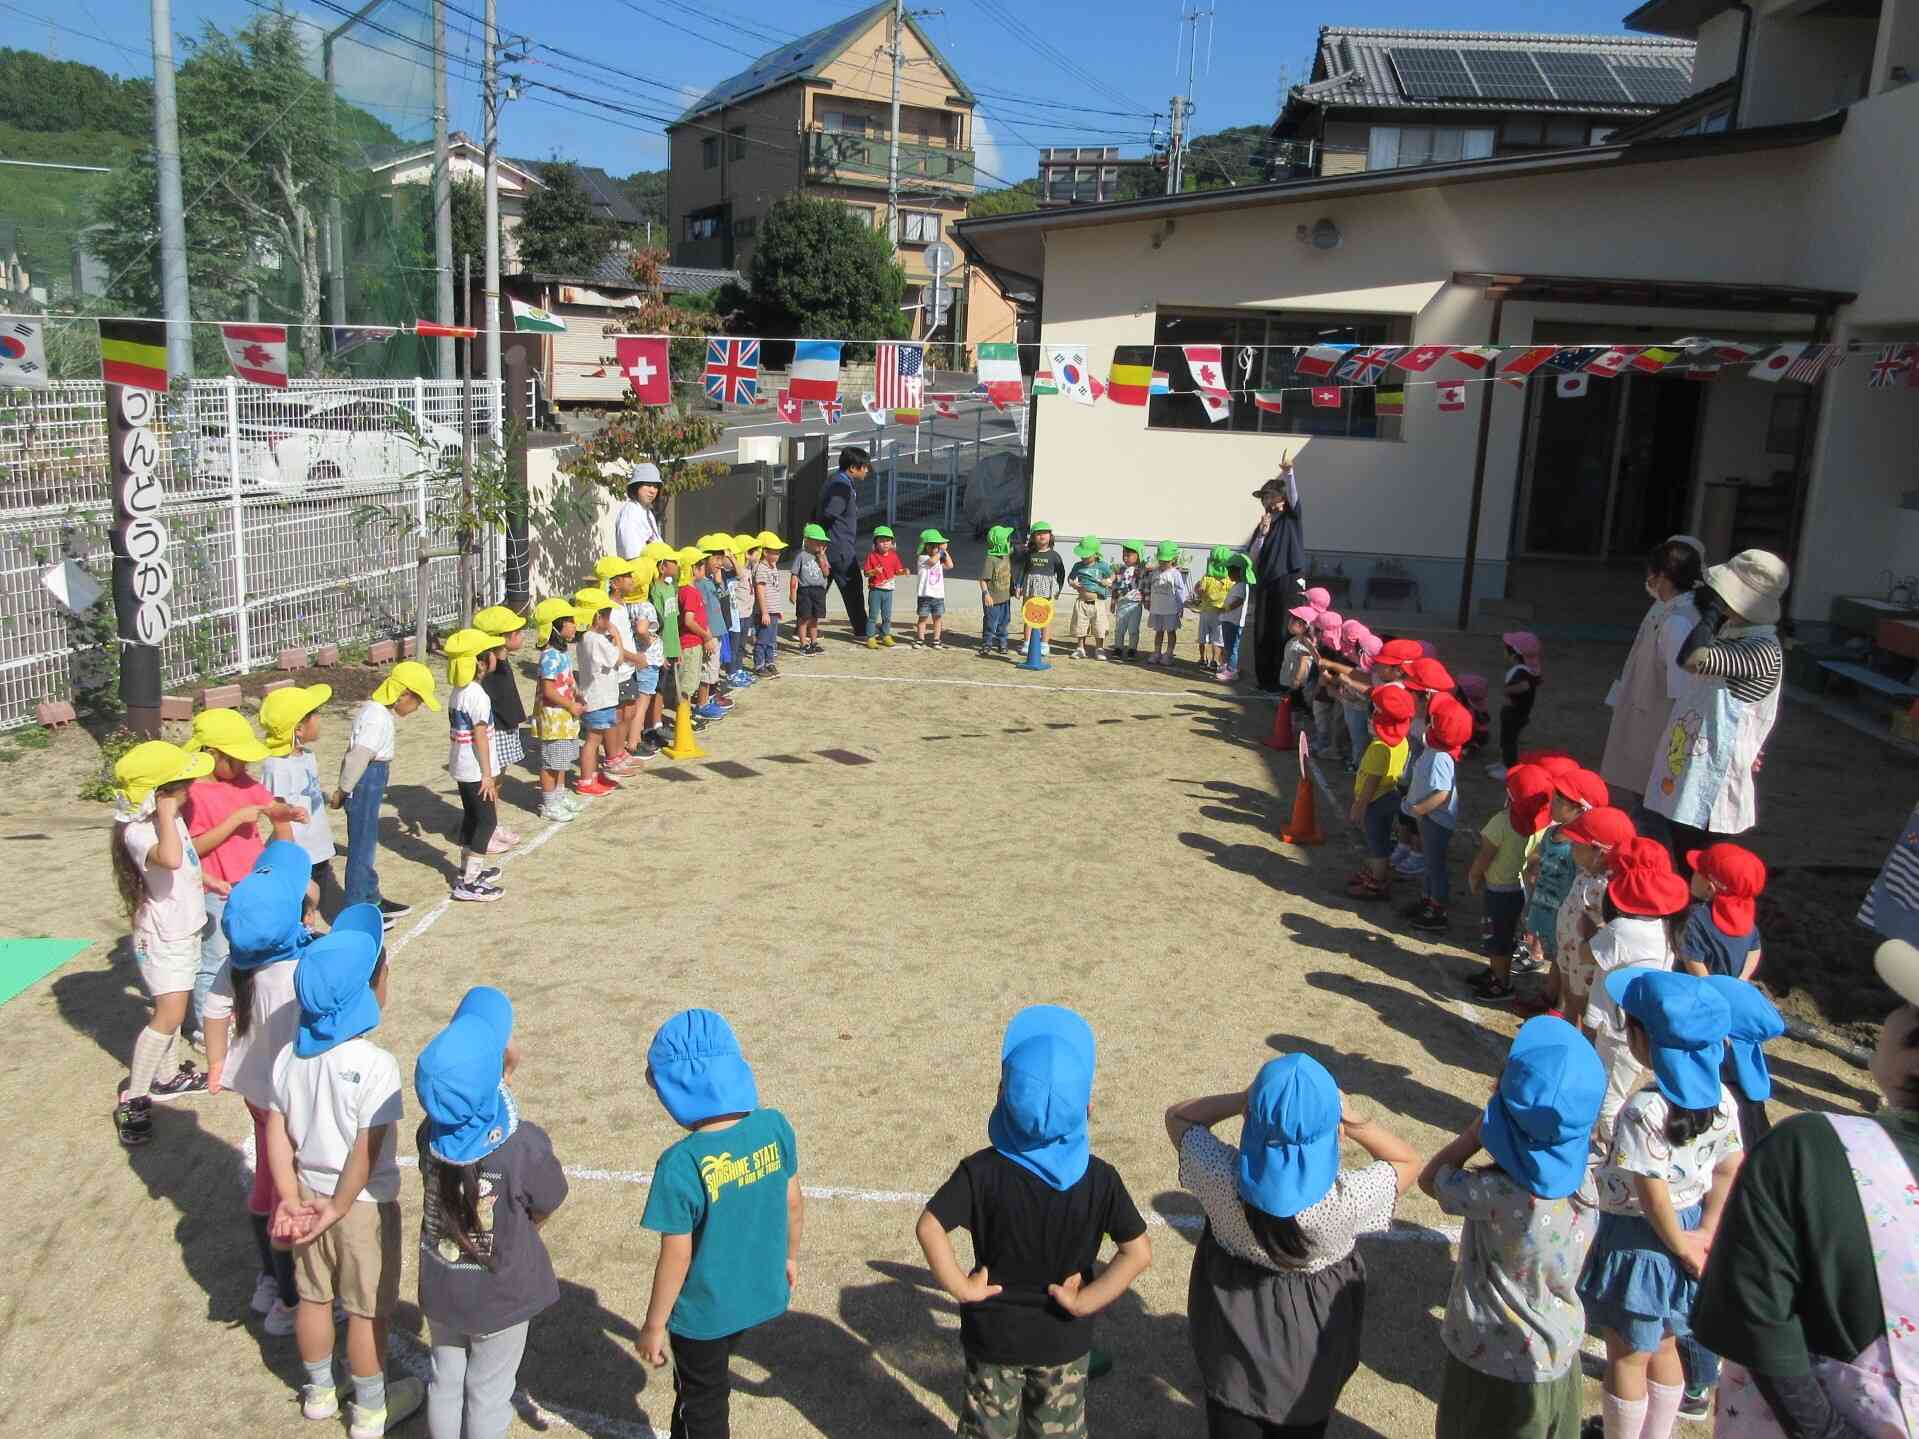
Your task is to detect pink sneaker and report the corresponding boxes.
[486,830,516,854]
[1217,666,1238,682]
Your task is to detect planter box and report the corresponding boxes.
[367,640,398,664]
[278,647,309,671]
[160,695,194,721]
[315,645,339,668]
[198,683,244,710]
[35,700,76,727]
[261,679,294,698]
[400,636,418,658]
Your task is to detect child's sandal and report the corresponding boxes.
[1347,873,1390,901]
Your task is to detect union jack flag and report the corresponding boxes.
[815,397,844,423]
[703,338,760,406]
[1869,344,1913,389]
[1335,346,1399,382]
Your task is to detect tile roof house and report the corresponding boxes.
[1272,27,1697,176]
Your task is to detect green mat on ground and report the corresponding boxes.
[0,939,92,1007]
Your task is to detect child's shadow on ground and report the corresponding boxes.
[1766,1051,1877,1112]
[1174,700,1260,750]
[1268,1026,1483,1138]
[1179,831,1309,894]
[380,784,461,883]
[1172,777,1287,835]
[1305,969,1505,1079]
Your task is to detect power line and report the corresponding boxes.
[964,0,1148,113]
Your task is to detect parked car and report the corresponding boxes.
[195,394,464,495]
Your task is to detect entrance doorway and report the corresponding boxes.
[1516,374,1705,559]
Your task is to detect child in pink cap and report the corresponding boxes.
[1336,623,1381,773]
[1493,631,1544,780]
[1311,611,1348,763]
[1458,672,1492,757]
[1281,605,1320,706]
[1304,585,1333,614]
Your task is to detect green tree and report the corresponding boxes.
[449,176,505,276]
[616,168,669,236]
[516,161,618,276]
[0,48,150,136]
[727,194,907,350]
[966,179,1041,219]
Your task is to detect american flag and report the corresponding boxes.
[1784,344,1842,383]
[875,342,924,410]
[703,338,759,406]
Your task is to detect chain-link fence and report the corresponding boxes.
[0,376,502,730]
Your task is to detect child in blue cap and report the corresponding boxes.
[637,1008,801,1437]
[415,986,569,1439]
[918,1005,1152,1439]
[266,905,423,1439]
[1419,1016,1605,1438]
[1166,1052,1417,1437]
[202,839,320,1335]
[1580,970,1743,1439]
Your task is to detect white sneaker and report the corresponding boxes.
[1392,853,1427,878]
[541,801,577,824]
[250,1272,280,1315]
[349,1376,425,1439]
[1486,763,1509,780]
[303,1382,342,1421]
[1388,843,1411,869]
[559,791,585,816]
[263,1298,296,1336]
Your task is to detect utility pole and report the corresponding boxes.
[149,0,192,379]
[432,0,454,378]
[483,0,501,394]
[1165,94,1183,195]
[885,0,904,247]
[1167,4,1211,196]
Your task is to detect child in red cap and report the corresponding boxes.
[1677,844,1766,982]
[1548,806,1637,1021]
[1404,695,1472,933]
[1490,631,1543,781]
[1347,685,1415,901]
[1515,767,1612,994]
[1466,765,1554,1001]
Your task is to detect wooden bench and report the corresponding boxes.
[1818,659,1919,702]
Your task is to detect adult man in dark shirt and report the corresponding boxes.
[816,446,869,640]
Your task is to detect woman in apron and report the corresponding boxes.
[1601,537,1705,813]
[1643,551,1789,862]
[1692,936,1919,1437]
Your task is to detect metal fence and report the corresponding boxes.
[855,402,1027,534]
[0,376,503,730]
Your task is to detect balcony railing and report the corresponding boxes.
[804,131,976,191]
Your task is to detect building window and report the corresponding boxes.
[732,216,756,239]
[899,210,939,244]
[842,203,876,229]
[1147,309,1409,441]
[728,128,747,160]
[701,136,719,168]
[1365,124,1495,169]
[685,214,721,241]
[820,109,871,135]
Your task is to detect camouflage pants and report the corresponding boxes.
[958,1353,1089,1439]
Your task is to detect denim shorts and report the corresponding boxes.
[917,597,946,618]
[582,706,618,732]
[632,666,660,695]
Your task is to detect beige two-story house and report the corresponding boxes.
[666,1,978,342]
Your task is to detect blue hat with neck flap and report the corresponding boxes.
[292,925,382,1057]
[221,839,314,971]
[647,1009,759,1127]
[416,986,517,1164]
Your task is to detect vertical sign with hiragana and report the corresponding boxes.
[109,383,167,733]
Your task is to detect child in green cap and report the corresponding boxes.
[1016,522,1066,655]
[862,526,909,648]
[791,525,830,656]
[913,528,954,649]
[978,525,1016,657]
[1147,541,1189,666]
[1219,553,1255,683]
[1110,541,1147,662]
[1191,544,1235,673]
[1067,537,1113,660]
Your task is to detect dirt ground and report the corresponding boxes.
[0,609,1903,1439]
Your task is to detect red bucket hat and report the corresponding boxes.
[1609,845,1691,917]
[1561,805,1636,857]
[1688,843,1768,935]
[1376,638,1423,667]
[1402,657,1456,695]
[1551,766,1610,811]
[1369,683,1416,745]
[1504,763,1555,836]
[1425,694,1473,757]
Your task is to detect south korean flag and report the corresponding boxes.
[0,317,49,389]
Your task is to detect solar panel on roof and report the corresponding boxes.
[1388,47,1477,100]
[1533,50,1632,103]
[1610,62,1693,105]
[1458,48,1556,101]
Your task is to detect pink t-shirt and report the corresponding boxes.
[186,774,273,886]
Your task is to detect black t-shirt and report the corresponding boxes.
[926,1147,1147,1366]
[415,1116,569,1335]
[1503,665,1539,720]
[480,660,527,731]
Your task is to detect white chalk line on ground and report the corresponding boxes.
[780,670,1199,699]
[384,802,575,958]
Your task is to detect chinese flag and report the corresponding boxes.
[615,336,671,405]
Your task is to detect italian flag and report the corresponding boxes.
[1033,370,1057,395]
[509,297,567,333]
[1106,345,1155,406]
[1254,391,1287,413]
[975,341,1025,408]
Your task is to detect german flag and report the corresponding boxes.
[99,319,169,391]
[1107,345,1155,407]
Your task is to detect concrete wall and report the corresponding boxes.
[1741,10,1877,125]
[1693,10,1745,91]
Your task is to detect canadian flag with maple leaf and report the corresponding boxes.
[220,323,289,388]
[1181,344,1230,395]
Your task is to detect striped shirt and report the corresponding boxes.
[1689,633,1783,703]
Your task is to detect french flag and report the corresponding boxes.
[789,340,843,401]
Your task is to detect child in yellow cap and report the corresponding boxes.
[472,606,529,849]
[531,599,586,822]
[753,531,786,676]
[332,660,438,926]
[261,684,340,926]
[186,708,305,1041]
[444,629,508,903]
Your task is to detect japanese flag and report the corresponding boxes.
[1751,343,1808,382]
[1557,373,1590,398]
[1197,390,1231,424]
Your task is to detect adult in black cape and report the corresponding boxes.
[1246,454,1305,693]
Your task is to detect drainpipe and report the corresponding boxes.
[1728,2,1754,129]
[1455,290,1504,631]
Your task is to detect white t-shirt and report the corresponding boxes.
[631,600,664,668]
[203,957,300,1109]
[576,630,621,710]
[1582,916,1674,1037]
[918,556,946,599]
[608,603,638,681]
[728,573,752,630]
[1149,566,1187,618]
[348,699,397,763]
[122,815,207,951]
[1224,581,1251,626]
[613,499,661,559]
[262,751,336,864]
[1592,1088,1743,1215]
[446,680,495,782]
[271,1037,405,1203]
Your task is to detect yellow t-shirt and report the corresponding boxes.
[1481,809,1543,888]
[1353,738,1408,800]
[1196,575,1234,613]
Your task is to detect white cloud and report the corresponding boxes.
[972,114,1024,192]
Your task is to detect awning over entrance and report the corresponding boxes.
[1452,271,1857,315]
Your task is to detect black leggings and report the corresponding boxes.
[670,1329,741,1439]
[1206,1400,1327,1439]
[456,779,497,855]
[1498,704,1529,766]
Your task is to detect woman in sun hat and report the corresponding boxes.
[1580,970,1742,1439]
[1601,537,1706,811]
[1644,549,1788,856]
[1247,453,1306,692]
[1693,938,1919,1439]
[1166,1053,1418,1437]
[1419,1015,1605,1438]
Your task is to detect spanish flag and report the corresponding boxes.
[1107,345,1155,407]
[99,319,169,392]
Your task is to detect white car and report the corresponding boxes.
[196,395,464,495]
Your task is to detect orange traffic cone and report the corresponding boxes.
[1261,696,1295,752]
[1280,770,1324,845]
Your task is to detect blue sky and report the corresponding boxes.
[22,0,1648,184]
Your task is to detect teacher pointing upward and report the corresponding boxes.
[1247,454,1306,694]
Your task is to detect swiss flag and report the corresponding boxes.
[777,389,802,423]
[1311,385,1342,409]
[1393,345,1453,373]
[615,336,671,405]
[1436,381,1467,412]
